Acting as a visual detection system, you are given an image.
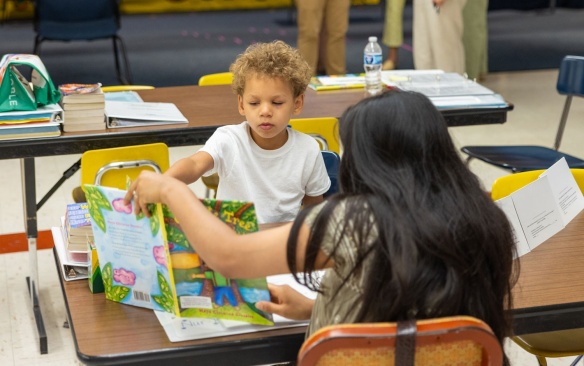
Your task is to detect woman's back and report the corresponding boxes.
[291,91,517,349]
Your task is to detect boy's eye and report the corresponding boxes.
[273,101,284,105]
[248,102,259,106]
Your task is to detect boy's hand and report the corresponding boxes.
[255,284,314,320]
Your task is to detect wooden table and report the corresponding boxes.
[3,84,512,355]
[512,210,584,335]
[54,211,584,365]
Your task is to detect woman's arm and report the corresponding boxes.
[124,171,333,279]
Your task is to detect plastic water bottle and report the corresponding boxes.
[363,36,383,95]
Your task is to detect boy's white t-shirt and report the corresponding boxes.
[200,121,331,224]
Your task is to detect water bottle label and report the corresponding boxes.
[364,53,382,65]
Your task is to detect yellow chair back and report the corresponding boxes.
[81,143,169,189]
[288,117,340,154]
[101,85,155,92]
[198,72,233,86]
[491,169,584,200]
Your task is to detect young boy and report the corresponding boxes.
[164,41,331,224]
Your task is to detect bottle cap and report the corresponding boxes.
[368,36,377,42]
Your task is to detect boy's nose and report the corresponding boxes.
[260,103,272,116]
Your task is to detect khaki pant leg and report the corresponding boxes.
[323,0,350,75]
[296,0,326,75]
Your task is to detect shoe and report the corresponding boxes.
[382,59,395,71]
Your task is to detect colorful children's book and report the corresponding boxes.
[84,184,274,326]
[308,74,365,91]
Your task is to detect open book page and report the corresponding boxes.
[494,197,530,258]
[510,175,564,251]
[539,158,584,222]
[383,72,495,97]
[154,272,321,342]
[494,158,584,256]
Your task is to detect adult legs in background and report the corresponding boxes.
[413,0,467,74]
[382,0,406,70]
[322,0,350,75]
[296,0,325,74]
[462,0,488,80]
[296,0,350,75]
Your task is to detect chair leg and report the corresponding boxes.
[112,35,132,85]
[536,356,548,366]
[33,36,42,55]
[553,95,572,150]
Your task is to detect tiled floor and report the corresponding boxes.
[1,69,584,365]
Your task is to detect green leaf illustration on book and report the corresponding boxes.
[84,185,112,232]
[102,262,131,302]
[152,271,175,312]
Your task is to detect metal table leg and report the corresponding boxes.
[22,157,48,354]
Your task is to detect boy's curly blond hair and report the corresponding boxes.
[230,40,312,98]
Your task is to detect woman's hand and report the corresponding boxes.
[256,284,315,321]
[123,170,178,216]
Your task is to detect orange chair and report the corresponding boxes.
[297,316,503,366]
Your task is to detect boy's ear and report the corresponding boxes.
[237,95,246,116]
[293,94,305,115]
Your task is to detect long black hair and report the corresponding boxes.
[287,90,518,349]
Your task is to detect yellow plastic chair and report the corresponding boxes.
[198,72,233,197]
[297,316,503,366]
[491,169,584,200]
[491,168,584,366]
[72,143,169,202]
[198,72,233,86]
[81,143,169,188]
[101,85,155,93]
[288,117,340,154]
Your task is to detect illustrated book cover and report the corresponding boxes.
[84,184,274,326]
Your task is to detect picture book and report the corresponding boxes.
[64,202,93,252]
[59,83,105,104]
[308,74,365,91]
[84,184,274,326]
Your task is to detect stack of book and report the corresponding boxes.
[0,104,63,140]
[59,83,106,132]
[63,202,93,252]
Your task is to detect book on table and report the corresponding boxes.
[104,100,188,128]
[308,73,365,91]
[59,83,105,104]
[84,184,274,326]
[495,158,584,257]
[0,103,63,140]
[381,69,509,109]
[64,202,93,252]
[59,83,106,132]
[53,219,90,281]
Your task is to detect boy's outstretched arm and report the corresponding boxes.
[303,195,324,207]
[164,151,214,185]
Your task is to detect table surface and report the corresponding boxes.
[511,210,584,335]
[56,211,584,365]
[0,85,512,160]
